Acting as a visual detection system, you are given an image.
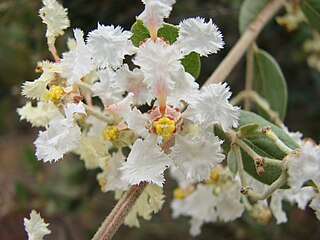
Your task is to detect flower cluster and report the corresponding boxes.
[18,0,320,237]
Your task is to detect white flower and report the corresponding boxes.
[24,210,51,240]
[175,17,224,57]
[270,187,315,224]
[39,0,70,44]
[120,135,172,187]
[214,182,244,222]
[171,133,224,181]
[310,194,320,221]
[75,135,109,169]
[171,179,244,236]
[34,103,85,163]
[115,64,154,105]
[87,23,136,68]
[61,29,93,84]
[139,0,175,34]
[17,101,60,127]
[99,151,129,192]
[133,39,182,98]
[35,121,81,163]
[287,142,320,190]
[184,83,239,131]
[92,69,123,106]
[22,61,62,100]
[171,184,217,236]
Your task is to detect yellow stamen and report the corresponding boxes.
[102,126,119,141]
[152,117,175,139]
[98,178,107,193]
[173,188,185,199]
[205,170,219,184]
[44,85,64,102]
[98,178,107,187]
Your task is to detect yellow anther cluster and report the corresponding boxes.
[173,188,185,199]
[98,178,107,193]
[102,126,119,141]
[44,85,64,102]
[152,117,175,139]
[205,170,219,184]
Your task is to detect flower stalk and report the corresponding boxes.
[92,182,148,240]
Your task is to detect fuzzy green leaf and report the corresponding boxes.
[253,49,288,120]
[239,0,269,34]
[181,52,201,79]
[301,0,320,32]
[215,110,299,185]
[158,23,179,44]
[239,123,260,134]
[227,150,238,176]
[130,19,150,46]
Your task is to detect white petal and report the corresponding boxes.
[100,151,129,192]
[120,135,171,186]
[24,210,51,240]
[115,64,153,105]
[34,121,81,162]
[87,23,136,68]
[166,70,199,106]
[171,133,224,182]
[61,29,93,84]
[133,39,183,98]
[138,0,175,31]
[64,102,86,121]
[310,194,320,221]
[39,0,70,44]
[184,83,239,131]
[287,142,320,191]
[92,69,123,106]
[17,101,60,127]
[270,191,288,224]
[175,17,224,56]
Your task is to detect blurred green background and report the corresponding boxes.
[0,0,319,239]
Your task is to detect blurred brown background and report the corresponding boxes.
[0,0,319,239]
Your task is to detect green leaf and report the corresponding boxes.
[130,20,201,79]
[158,23,179,44]
[239,111,299,185]
[181,52,201,79]
[215,110,299,186]
[239,0,269,34]
[253,49,288,120]
[227,150,238,176]
[130,19,150,46]
[239,123,260,134]
[301,0,320,32]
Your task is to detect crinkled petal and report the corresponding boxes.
[120,135,172,186]
[170,133,224,182]
[87,23,136,68]
[184,83,239,131]
[39,0,70,44]
[61,29,93,84]
[175,17,224,56]
[24,210,51,240]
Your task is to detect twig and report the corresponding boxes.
[244,44,255,110]
[205,0,286,85]
[92,182,148,240]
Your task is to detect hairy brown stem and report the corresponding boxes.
[205,0,286,85]
[92,182,148,240]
